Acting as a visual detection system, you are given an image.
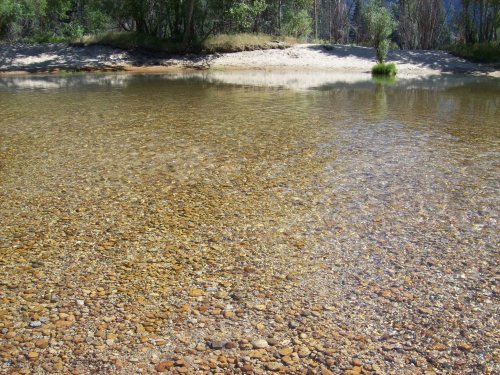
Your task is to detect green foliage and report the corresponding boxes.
[447,42,500,63]
[0,0,497,54]
[0,0,47,39]
[83,7,111,34]
[0,0,113,41]
[228,3,254,31]
[364,0,397,63]
[228,0,267,32]
[281,10,312,38]
[0,1,15,36]
[30,32,67,43]
[62,22,84,40]
[372,62,397,75]
[376,39,390,64]
[46,0,70,19]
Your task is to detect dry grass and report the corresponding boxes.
[79,32,182,53]
[78,31,300,54]
[201,33,299,53]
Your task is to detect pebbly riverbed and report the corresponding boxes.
[0,73,499,374]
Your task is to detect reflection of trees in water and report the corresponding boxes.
[312,77,499,144]
[0,74,133,91]
[382,84,499,142]
[1,73,497,143]
[373,82,388,120]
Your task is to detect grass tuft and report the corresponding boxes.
[372,62,397,76]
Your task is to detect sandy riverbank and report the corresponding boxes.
[1,43,499,77]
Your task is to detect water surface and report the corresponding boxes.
[0,73,498,373]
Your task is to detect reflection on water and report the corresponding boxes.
[371,75,397,85]
[1,70,499,91]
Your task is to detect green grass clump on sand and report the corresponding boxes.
[372,62,397,76]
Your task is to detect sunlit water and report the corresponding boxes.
[0,72,498,372]
[1,73,497,249]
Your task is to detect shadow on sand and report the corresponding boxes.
[307,44,498,74]
[0,43,214,73]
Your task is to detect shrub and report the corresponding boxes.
[372,62,397,75]
[0,0,46,40]
[364,0,397,64]
[30,33,68,43]
[447,42,500,63]
[376,39,390,65]
[84,9,111,34]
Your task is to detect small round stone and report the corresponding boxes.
[251,339,269,349]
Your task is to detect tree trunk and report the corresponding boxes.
[314,0,318,39]
[183,0,196,45]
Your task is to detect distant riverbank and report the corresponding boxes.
[1,43,499,77]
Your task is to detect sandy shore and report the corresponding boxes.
[1,43,498,77]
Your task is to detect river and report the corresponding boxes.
[0,72,498,373]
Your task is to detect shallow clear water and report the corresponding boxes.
[1,74,498,244]
[0,73,499,373]
[1,73,498,298]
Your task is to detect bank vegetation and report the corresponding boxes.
[0,0,499,61]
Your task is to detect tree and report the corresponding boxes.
[310,0,350,43]
[329,0,349,43]
[364,0,397,63]
[281,9,312,37]
[0,0,47,39]
[396,0,448,49]
[351,0,369,44]
[228,0,267,33]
